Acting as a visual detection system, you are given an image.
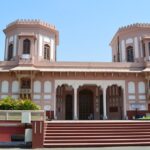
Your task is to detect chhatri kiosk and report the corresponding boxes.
[0,20,150,120]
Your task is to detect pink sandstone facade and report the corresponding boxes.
[0,19,150,120]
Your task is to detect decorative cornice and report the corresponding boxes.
[6,19,56,30]
[118,23,150,32]
[110,23,150,45]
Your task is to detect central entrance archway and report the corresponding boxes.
[79,89,94,120]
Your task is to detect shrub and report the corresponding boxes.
[0,96,17,110]
[0,97,40,110]
[139,116,150,120]
[16,99,40,110]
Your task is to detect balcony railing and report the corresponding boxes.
[20,88,31,94]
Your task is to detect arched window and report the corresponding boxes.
[44,44,50,60]
[126,46,134,62]
[23,39,30,54]
[128,81,135,94]
[1,80,9,93]
[44,81,52,93]
[33,81,41,93]
[138,82,145,94]
[12,81,19,93]
[8,44,13,60]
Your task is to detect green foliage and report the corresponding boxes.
[0,96,40,110]
[139,116,150,120]
[16,99,40,110]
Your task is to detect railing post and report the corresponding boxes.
[6,112,8,120]
[44,111,46,121]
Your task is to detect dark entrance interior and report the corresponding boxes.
[20,78,31,99]
[79,89,94,120]
[99,93,103,119]
[65,94,73,120]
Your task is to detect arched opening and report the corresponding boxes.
[56,85,74,120]
[8,44,13,60]
[23,39,30,54]
[106,85,123,120]
[126,46,134,62]
[79,89,94,120]
[99,91,103,119]
[44,44,50,60]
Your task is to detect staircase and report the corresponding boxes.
[43,120,150,147]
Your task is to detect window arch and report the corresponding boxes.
[23,39,30,54]
[33,80,41,93]
[126,46,134,62]
[138,82,145,94]
[44,81,52,93]
[44,44,50,60]
[128,81,135,94]
[12,81,19,93]
[8,44,13,60]
[1,80,9,93]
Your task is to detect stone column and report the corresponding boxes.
[103,87,107,119]
[73,85,78,120]
[54,87,57,120]
[123,88,127,119]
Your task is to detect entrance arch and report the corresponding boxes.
[79,89,94,120]
[56,84,74,120]
[106,85,123,120]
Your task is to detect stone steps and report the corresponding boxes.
[43,121,150,147]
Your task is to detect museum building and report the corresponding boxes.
[0,19,150,120]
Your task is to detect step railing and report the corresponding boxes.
[0,110,46,121]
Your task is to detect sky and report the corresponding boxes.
[0,0,150,62]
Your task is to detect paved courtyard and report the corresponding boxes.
[2,146,150,150]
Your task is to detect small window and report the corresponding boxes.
[143,43,146,57]
[23,39,30,54]
[113,55,116,62]
[7,44,13,60]
[44,44,50,60]
[148,42,150,56]
[126,46,134,62]
[21,78,31,89]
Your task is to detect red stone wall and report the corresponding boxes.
[32,121,44,148]
[0,121,25,142]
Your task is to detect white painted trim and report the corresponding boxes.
[9,36,13,42]
[13,35,17,57]
[5,37,8,60]
[39,34,43,57]
[126,38,133,44]
[55,80,125,89]
[121,40,126,62]
[134,37,139,58]
[50,38,55,61]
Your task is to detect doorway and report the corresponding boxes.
[65,94,73,120]
[79,89,94,120]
